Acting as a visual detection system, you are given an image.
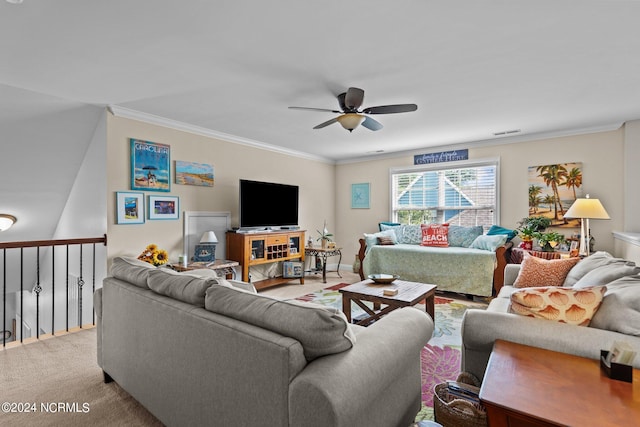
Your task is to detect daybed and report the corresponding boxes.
[461,251,640,380]
[95,257,434,427]
[357,224,512,297]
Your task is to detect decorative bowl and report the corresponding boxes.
[368,274,399,284]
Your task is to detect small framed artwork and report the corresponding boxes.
[148,195,179,220]
[175,160,214,187]
[193,244,216,262]
[131,138,171,192]
[283,261,304,278]
[351,183,370,209]
[116,192,145,224]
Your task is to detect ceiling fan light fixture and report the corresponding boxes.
[337,113,365,132]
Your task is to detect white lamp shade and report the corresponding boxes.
[199,231,218,243]
[337,113,365,131]
[0,214,16,231]
[564,196,610,220]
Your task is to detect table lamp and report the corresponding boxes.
[564,194,610,257]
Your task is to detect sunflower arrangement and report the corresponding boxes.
[137,244,169,266]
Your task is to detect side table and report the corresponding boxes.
[304,246,342,283]
[170,259,239,279]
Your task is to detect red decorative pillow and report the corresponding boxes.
[420,223,449,247]
[513,253,580,288]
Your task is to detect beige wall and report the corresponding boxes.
[106,115,335,263]
[336,128,625,262]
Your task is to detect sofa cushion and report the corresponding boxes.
[469,234,507,252]
[420,223,449,247]
[572,261,640,289]
[110,256,156,289]
[147,268,228,307]
[509,285,606,326]
[448,225,484,248]
[590,274,640,336]
[364,229,397,249]
[487,225,517,242]
[563,251,622,287]
[204,285,356,361]
[513,253,580,288]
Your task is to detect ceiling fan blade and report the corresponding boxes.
[362,104,418,114]
[313,117,339,129]
[289,106,341,113]
[337,93,347,112]
[361,116,384,131]
[344,87,365,110]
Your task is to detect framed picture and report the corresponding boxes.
[351,183,370,209]
[148,195,179,220]
[193,244,216,262]
[116,192,145,224]
[175,160,214,186]
[131,138,171,192]
[283,261,304,278]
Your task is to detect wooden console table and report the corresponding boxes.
[480,340,640,426]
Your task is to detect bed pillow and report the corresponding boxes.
[205,285,356,361]
[448,225,484,248]
[513,253,580,288]
[420,223,449,247]
[469,234,507,252]
[509,285,606,326]
[363,229,398,249]
[487,225,517,242]
[379,224,422,244]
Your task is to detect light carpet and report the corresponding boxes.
[295,283,488,422]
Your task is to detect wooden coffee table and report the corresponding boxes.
[480,340,640,426]
[339,279,436,326]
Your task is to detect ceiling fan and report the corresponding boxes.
[289,87,417,132]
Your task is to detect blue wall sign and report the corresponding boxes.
[414,149,469,165]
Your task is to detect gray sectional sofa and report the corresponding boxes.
[94,257,434,427]
[461,252,640,380]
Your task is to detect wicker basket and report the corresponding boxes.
[433,373,487,427]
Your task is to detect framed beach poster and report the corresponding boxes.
[130,138,171,192]
[148,195,179,220]
[527,162,582,228]
[175,161,214,187]
[116,192,145,224]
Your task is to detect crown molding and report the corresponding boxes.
[107,105,334,164]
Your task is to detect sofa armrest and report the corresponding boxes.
[289,307,433,427]
[504,264,521,287]
[93,288,103,368]
[461,309,640,381]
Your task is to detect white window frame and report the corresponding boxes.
[389,157,501,227]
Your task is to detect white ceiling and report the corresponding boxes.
[2,0,640,165]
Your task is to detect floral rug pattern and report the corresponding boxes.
[294,284,487,421]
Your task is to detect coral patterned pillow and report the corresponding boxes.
[509,285,606,326]
[513,253,580,288]
[420,223,449,247]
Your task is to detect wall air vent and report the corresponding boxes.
[493,129,521,136]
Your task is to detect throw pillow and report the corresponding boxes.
[572,261,640,289]
[378,221,401,231]
[590,274,640,336]
[377,235,396,245]
[513,253,580,288]
[401,224,423,244]
[204,285,356,361]
[110,256,156,289]
[147,268,228,307]
[487,225,517,242]
[563,251,618,286]
[448,225,484,248]
[420,223,449,247]
[509,285,606,326]
[469,234,507,252]
[363,229,397,249]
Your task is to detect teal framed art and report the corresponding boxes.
[351,183,370,209]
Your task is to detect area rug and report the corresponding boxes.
[295,283,487,421]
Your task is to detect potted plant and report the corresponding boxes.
[518,216,552,233]
[316,220,333,249]
[516,225,537,250]
[535,231,565,252]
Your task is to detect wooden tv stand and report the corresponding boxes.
[226,230,305,290]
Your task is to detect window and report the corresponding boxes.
[390,159,499,230]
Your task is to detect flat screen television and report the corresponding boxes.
[239,179,299,229]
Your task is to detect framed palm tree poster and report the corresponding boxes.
[527,162,582,228]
